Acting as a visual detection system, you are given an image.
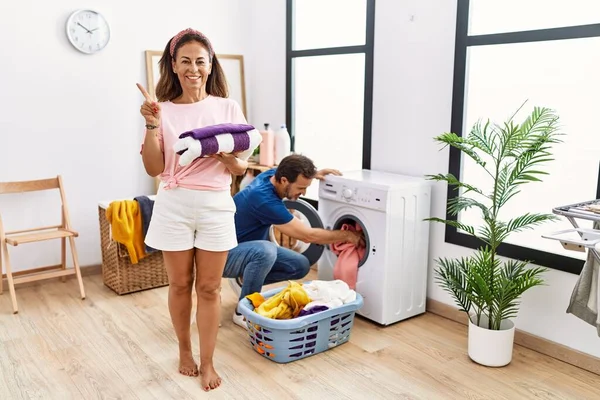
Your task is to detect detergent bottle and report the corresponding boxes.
[274,124,291,165]
[259,123,275,166]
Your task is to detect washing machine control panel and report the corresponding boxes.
[319,180,387,211]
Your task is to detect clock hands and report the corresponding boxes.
[76,22,93,34]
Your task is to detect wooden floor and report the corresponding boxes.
[0,272,598,400]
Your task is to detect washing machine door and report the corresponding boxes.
[268,198,325,266]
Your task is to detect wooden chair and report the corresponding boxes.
[0,176,86,313]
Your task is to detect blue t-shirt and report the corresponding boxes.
[234,169,294,242]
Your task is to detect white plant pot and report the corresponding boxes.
[468,314,515,367]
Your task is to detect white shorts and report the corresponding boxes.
[145,186,237,252]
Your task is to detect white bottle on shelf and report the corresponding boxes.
[274,124,291,165]
[239,171,254,191]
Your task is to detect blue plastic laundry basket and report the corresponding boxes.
[237,283,364,363]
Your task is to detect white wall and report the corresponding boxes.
[242,0,287,133]
[370,0,600,358]
[0,0,252,270]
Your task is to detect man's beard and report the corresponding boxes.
[284,186,295,200]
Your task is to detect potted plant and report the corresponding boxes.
[426,104,562,367]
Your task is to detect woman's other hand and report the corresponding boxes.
[211,152,248,175]
[210,152,236,165]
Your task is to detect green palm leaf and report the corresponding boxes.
[505,213,560,235]
[447,196,492,220]
[434,257,472,313]
[425,173,485,196]
[433,132,491,174]
[467,119,497,157]
[425,217,475,236]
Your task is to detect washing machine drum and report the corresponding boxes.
[269,198,325,266]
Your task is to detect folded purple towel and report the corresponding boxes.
[175,131,252,156]
[178,123,255,140]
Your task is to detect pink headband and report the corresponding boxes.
[169,28,214,57]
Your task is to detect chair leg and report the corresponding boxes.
[68,236,86,300]
[1,241,18,314]
[61,237,67,283]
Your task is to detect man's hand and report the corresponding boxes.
[345,230,365,247]
[315,168,342,181]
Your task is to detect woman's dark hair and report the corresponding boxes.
[155,30,228,102]
[275,154,317,183]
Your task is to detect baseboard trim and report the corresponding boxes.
[2,264,102,291]
[426,298,600,376]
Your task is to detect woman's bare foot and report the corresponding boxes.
[199,364,222,391]
[179,350,198,377]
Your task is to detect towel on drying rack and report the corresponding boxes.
[172,123,262,167]
[567,222,600,337]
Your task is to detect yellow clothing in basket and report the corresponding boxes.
[254,281,311,319]
[106,200,146,264]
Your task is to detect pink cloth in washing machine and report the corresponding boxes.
[331,223,366,289]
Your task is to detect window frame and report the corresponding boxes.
[449,0,600,275]
[286,0,376,208]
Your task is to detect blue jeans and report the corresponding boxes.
[223,240,311,300]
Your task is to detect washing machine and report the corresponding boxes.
[266,169,431,325]
[315,169,432,325]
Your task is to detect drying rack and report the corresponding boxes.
[542,199,600,264]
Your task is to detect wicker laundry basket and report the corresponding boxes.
[98,204,168,295]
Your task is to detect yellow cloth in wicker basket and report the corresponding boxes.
[105,200,147,264]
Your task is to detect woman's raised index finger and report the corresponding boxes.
[136,83,154,102]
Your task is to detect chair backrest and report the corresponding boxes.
[0,175,73,230]
[0,177,60,195]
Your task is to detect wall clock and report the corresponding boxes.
[66,9,110,54]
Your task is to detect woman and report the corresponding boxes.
[137,28,249,392]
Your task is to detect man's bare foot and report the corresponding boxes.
[179,350,198,377]
[199,364,222,391]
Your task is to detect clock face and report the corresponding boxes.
[66,10,110,54]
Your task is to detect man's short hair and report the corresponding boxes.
[274,154,317,183]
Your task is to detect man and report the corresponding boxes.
[222,154,364,327]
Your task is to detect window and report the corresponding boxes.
[450,0,600,275]
[286,0,375,202]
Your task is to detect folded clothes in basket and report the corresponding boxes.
[245,280,357,320]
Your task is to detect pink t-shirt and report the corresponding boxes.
[141,95,249,191]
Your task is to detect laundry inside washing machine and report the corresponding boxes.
[330,215,369,268]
